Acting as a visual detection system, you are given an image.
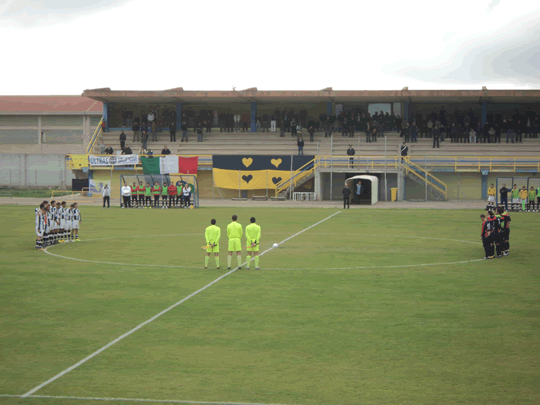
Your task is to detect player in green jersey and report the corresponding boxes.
[204,219,221,269]
[245,217,261,270]
[161,181,168,209]
[511,184,520,211]
[227,214,243,269]
[144,182,152,208]
[528,187,536,212]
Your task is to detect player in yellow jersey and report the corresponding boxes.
[227,214,243,269]
[487,183,496,210]
[204,219,221,269]
[245,217,261,270]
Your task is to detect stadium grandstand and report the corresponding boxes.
[1,87,539,202]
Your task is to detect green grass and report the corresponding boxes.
[1,206,539,405]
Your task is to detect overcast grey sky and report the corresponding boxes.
[1,0,539,95]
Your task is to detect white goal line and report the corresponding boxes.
[20,211,341,398]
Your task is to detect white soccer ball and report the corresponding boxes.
[273,243,279,248]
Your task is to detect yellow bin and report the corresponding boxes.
[391,188,398,202]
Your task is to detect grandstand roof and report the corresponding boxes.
[82,88,540,104]
[0,96,102,115]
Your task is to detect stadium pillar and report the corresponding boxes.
[327,101,333,116]
[176,103,182,130]
[398,171,405,201]
[251,102,257,132]
[481,170,489,200]
[481,102,487,126]
[103,102,109,133]
[403,101,409,121]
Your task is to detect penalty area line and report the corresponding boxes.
[21,211,341,398]
[0,394,292,405]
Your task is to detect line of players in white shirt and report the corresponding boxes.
[35,200,82,250]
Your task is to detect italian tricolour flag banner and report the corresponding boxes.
[141,156,198,175]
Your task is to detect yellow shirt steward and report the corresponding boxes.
[205,225,221,253]
[246,223,261,252]
[519,189,528,200]
[488,187,496,197]
[227,221,243,252]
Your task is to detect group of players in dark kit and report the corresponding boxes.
[480,206,511,260]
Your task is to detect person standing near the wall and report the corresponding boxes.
[487,183,496,210]
[119,131,126,151]
[144,182,152,208]
[342,183,351,209]
[131,181,138,208]
[121,183,131,208]
[152,182,161,208]
[102,184,110,209]
[511,184,520,211]
[400,141,408,162]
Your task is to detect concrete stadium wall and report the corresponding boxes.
[0,154,74,187]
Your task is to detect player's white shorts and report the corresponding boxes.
[513,198,520,204]
[488,196,495,203]
[60,220,66,229]
[66,222,72,230]
[72,220,79,230]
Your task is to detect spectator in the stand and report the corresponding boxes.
[400,117,407,138]
[450,123,458,143]
[328,113,336,134]
[132,122,140,142]
[148,111,155,126]
[371,122,378,142]
[234,113,240,132]
[262,113,269,133]
[319,113,327,132]
[475,123,484,143]
[138,146,147,155]
[241,112,250,132]
[400,141,408,161]
[228,111,235,132]
[432,125,441,148]
[181,121,188,142]
[533,117,539,138]
[291,119,297,137]
[99,141,106,154]
[122,145,132,154]
[256,115,262,132]
[297,137,304,156]
[142,130,148,150]
[170,120,176,142]
[337,112,344,133]
[161,146,171,155]
[469,127,477,144]
[506,118,515,144]
[347,145,355,167]
[151,122,157,142]
[515,120,524,143]
[410,121,418,143]
[119,131,126,150]
[205,119,212,133]
[104,145,114,154]
[308,125,315,142]
[197,122,204,142]
[101,120,106,133]
[486,123,494,143]
[270,113,277,132]
[394,115,401,134]
[122,108,128,127]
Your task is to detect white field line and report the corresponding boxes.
[264,258,485,270]
[21,211,341,398]
[0,394,292,405]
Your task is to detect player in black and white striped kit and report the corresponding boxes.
[71,203,81,242]
[35,202,49,250]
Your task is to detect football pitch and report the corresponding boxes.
[1,205,539,405]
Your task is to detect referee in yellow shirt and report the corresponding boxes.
[227,214,243,269]
[487,183,496,210]
[245,217,261,270]
[204,219,221,269]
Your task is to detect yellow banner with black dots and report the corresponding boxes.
[212,155,314,190]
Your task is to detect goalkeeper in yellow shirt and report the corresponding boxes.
[227,214,243,270]
[245,217,261,270]
[204,219,221,269]
[487,183,496,210]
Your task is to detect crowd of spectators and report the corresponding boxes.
[109,106,539,151]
